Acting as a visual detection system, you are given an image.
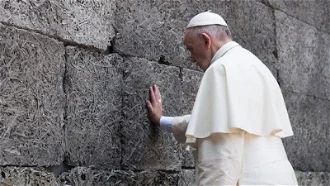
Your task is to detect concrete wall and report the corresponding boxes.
[0,0,329,185]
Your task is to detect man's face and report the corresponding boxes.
[184,29,211,71]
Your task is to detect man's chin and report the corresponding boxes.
[198,65,207,71]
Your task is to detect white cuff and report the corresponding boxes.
[160,116,173,132]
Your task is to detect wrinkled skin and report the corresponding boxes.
[146,85,163,126]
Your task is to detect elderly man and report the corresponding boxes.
[146,12,298,185]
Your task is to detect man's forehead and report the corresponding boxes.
[183,29,193,46]
[184,28,193,38]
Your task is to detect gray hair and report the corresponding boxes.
[188,25,232,41]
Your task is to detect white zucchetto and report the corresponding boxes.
[186,11,228,28]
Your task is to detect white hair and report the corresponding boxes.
[188,25,232,41]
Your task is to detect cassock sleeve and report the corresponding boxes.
[172,115,191,143]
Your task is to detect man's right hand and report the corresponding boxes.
[146,85,163,126]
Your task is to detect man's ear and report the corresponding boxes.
[201,33,211,49]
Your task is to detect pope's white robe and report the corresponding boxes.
[172,41,297,185]
[186,41,293,142]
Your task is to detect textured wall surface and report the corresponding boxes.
[121,57,183,170]
[0,23,65,167]
[0,167,57,186]
[0,0,329,185]
[65,47,123,169]
[0,0,116,49]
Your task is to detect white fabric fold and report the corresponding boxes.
[185,41,293,143]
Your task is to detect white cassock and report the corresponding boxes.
[168,41,298,185]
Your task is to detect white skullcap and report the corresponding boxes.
[186,11,228,28]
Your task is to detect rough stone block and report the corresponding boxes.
[282,91,330,172]
[266,0,330,34]
[180,146,195,169]
[114,0,277,75]
[223,0,278,77]
[295,171,330,186]
[114,0,196,70]
[276,11,330,100]
[121,57,183,170]
[0,167,57,186]
[180,68,203,168]
[0,0,116,49]
[65,47,123,169]
[0,23,65,166]
[179,169,196,186]
[181,69,203,115]
[59,167,180,186]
